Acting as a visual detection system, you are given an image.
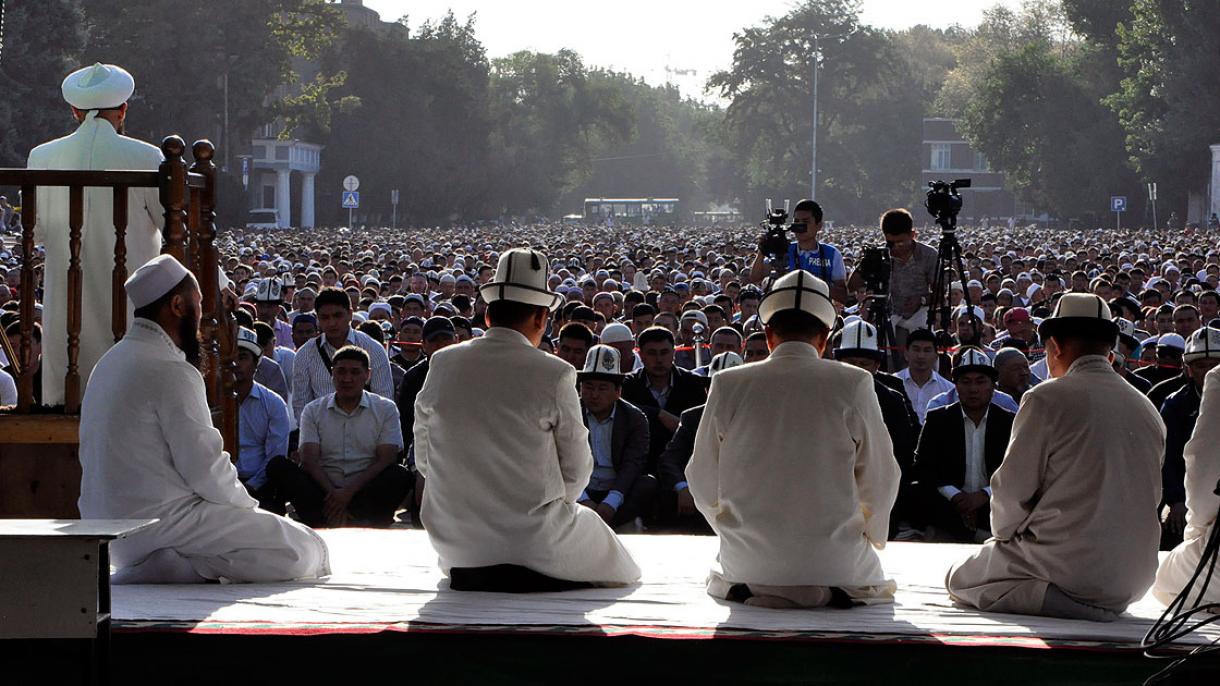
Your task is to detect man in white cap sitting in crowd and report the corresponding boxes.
[79,255,329,583]
[947,293,1164,621]
[1157,327,1220,550]
[253,278,295,350]
[234,326,291,512]
[912,347,1015,543]
[599,322,642,373]
[28,63,164,405]
[576,344,656,529]
[686,270,900,608]
[1153,361,1220,609]
[415,248,640,592]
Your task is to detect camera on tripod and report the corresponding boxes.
[924,178,971,232]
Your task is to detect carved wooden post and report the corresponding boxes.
[111,186,129,343]
[190,140,220,406]
[188,188,201,273]
[17,185,37,412]
[64,186,85,414]
[159,136,188,263]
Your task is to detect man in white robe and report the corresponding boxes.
[415,248,640,591]
[947,294,1164,621]
[687,269,900,608]
[27,63,165,405]
[79,255,329,584]
[1153,363,1220,607]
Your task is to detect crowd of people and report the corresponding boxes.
[3,63,1220,621]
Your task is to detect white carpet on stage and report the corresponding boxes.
[112,529,1219,649]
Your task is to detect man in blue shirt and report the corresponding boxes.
[234,327,291,512]
[748,199,848,303]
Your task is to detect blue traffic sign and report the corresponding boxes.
[342,191,360,209]
[1111,196,1127,212]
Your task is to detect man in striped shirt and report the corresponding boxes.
[292,287,394,420]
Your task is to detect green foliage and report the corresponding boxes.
[1106,0,1220,211]
[0,0,88,165]
[77,0,340,156]
[707,0,934,221]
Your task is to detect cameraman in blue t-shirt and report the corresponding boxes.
[748,199,848,303]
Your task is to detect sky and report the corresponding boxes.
[361,0,1024,101]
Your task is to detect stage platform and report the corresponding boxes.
[14,529,1220,684]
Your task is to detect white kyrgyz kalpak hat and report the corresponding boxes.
[253,278,283,303]
[125,254,193,308]
[236,327,262,358]
[758,269,835,330]
[480,248,562,311]
[834,320,883,362]
[709,351,744,376]
[578,344,623,383]
[1038,293,1118,341]
[62,63,134,110]
[600,322,634,345]
[1183,327,1220,363]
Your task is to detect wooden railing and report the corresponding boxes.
[0,136,238,455]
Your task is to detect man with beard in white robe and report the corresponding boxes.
[686,269,900,608]
[1153,358,1220,607]
[946,294,1164,621]
[27,63,164,405]
[79,255,329,584]
[415,248,640,591]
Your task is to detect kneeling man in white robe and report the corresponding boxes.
[1153,358,1220,608]
[415,248,640,592]
[947,294,1164,621]
[686,270,900,609]
[79,255,330,584]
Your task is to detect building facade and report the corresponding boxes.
[921,118,1018,221]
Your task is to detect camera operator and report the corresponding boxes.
[849,209,938,350]
[748,199,848,303]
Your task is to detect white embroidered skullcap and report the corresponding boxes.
[600,323,634,344]
[125,254,193,308]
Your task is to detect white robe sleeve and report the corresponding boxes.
[157,364,257,509]
[989,389,1051,540]
[413,362,436,480]
[551,366,593,503]
[849,374,900,548]
[687,375,725,519]
[1183,366,1220,540]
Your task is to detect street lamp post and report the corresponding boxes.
[810,35,820,202]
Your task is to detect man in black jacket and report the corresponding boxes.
[655,351,744,533]
[621,326,707,472]
[1159,326,1220,549]
[395,316,457,526]
[831,319,921,538]
[577,344,656,529]
[912,347,1016,542]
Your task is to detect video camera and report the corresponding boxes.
[858,246,891,295]
[924,178,971,233]
[760,199,812,273]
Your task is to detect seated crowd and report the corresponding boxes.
[4,203,1220,621]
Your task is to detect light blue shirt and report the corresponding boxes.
[237,382,291,490]
[580,407,624,510]
[926,387,1020,415]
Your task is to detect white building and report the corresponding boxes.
[249,134,323,229]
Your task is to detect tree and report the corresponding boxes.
[708,0,930,222]
[1105,0,1220,214]
[0,1,88,165]
[78,0,340,161]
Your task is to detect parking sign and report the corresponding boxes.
[1111,196,1127,213]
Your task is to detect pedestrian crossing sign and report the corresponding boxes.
[342,191,360,209]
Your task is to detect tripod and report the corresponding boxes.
[926,213,980,347]
[866,291,899,372]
